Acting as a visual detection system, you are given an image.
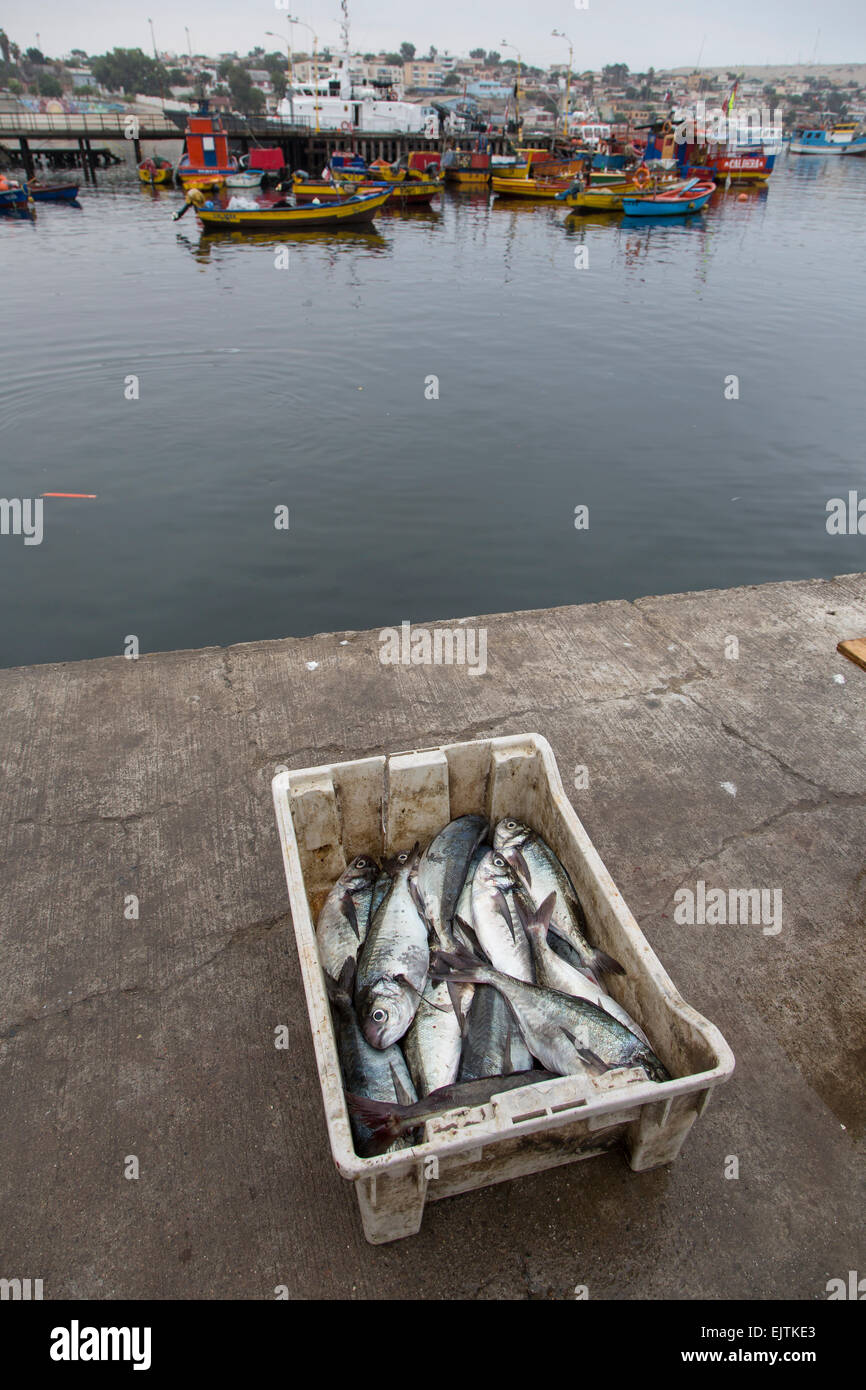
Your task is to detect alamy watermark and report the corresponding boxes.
[671,102,783,147]
[379,620,487,676]
[674,880,782,935]
[0,498,43,545]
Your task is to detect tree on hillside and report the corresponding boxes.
[219,60,266,112]
[602,62,629,85]
[400,42,415,61]
[37,73,62,96]
[0,31,11,65]
[91,47,169,96]
[442,71,460,87]
[469,48,485,59]
[26,46,45,64]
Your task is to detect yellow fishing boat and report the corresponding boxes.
[138,156,174,185]
[196,188,390,231]
[442,151,490,186]
[491,175,574,200]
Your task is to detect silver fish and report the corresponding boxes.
[415,815,488,948]
[346,1069,558,1155]
[469,848,535,982]
[326,962,417,1157]
[316,854,379,983]
[517,894,651,1046]
[452,845,486,948]
[493,818,623,983]
[431,946,669,1083]
[457,983,534,1081]
[355,845,428,1048]
[403,975,464,1097]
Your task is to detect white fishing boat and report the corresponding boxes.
[277,58,437,135]
[790,122,866,156]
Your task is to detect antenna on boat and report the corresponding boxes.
[340,0,350,56]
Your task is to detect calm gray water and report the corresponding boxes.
[1,155,865,668]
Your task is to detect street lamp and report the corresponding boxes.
[266,26,295,122]
[551,30,574,146]
[501,39,522,141]
[288,15,320,134]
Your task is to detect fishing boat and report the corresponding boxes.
[686,147,774,185]
[442,151,491,186]
[560,173,683,211]
[0,178,32,211]
[491,173,580,200]
[176,104,239,189]
[27,179,80,202]
[790,122,866,156]
[195,187,390,231]
[138,155,174,185]
[621,177,715,217]
[292,174,442,207]
[224,169,263,190]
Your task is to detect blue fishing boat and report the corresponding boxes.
[790,123,866,156]
[621,177,715,217]
[0,181,31,212]
[28,180,80,203]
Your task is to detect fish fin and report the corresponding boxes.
[453,914,489,961]
[492,887,518,944]
[575,1047,614,1078]
[390,1067,416,1108]
[502,845,532,888]
[514,891,556,936]
[340,889,360,941]
[337,956,355,996]
[408,872,431,926]
[446,980,466,1030]
[591,947,625,977]
[395,973,451,1014]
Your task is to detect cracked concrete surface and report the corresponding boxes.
[1,574,864,1299]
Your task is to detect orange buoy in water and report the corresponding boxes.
[737,192,748,201]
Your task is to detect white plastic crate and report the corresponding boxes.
[272,733,734,1244]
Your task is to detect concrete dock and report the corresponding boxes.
[1,573,864,1299]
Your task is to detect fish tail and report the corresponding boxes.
[430,944,490,985]
[345,1093,413,1152]
[639,1050,671,1083]
[325,956,356,1006]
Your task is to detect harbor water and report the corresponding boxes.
[1,154,865,668]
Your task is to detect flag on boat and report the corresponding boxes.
[725,81,739,117]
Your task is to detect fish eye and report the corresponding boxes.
[372,1008,388,1023]
[506,820,517,829]
[493,854,506,868]
[356,858,368,867]
[398,852,407,862]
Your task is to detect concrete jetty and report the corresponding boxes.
[1,572,864,1299]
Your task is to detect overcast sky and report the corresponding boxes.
[4,0,864,71]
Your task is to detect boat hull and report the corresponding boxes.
[622,186,714,216]
[138,165,173,185]
[445,169,489,186]
[491,175,574,199]
[28,183,80,202]
[0,186,30,209]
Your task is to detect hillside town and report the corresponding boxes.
[2,28,865,136]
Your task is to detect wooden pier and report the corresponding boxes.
[0,108,516,181]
